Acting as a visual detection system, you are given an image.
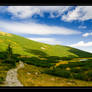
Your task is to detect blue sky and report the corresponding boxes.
[0,6,92,53]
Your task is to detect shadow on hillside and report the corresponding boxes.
[21,48,68,67]
[1,48,87,68]
[61,55,77,60]
[25,49,49,58]
[24,48,76,59]
[21,48,79,67]
[68,48,92,58]
[0,49,66,68]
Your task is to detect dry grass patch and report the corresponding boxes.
[18,64,92,87]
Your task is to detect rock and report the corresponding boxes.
[41,47,45,50]
[35,72,38,75]
[27,72,31,75]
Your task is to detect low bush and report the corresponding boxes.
[70,68,83,73]
[46,68,71,78]
[4,59,16,67]
[73,73,88,81]
[0,77,4,84]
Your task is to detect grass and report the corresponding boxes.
[17,64,92,86]
[46,58,92,81]
[0,61,14,86]
[0,31,92,86]
[0,31,92,58]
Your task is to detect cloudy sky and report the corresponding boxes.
[0,6,92,53]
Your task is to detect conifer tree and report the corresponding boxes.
[7,44,13,60]
[6,44,16,66]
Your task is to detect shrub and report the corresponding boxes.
[87,72,92,81]
[61,57,73,60]
[70,68,83,73]
[0,53,7,59]
[4,59,16,67]
[0,77,4,84]
[45,56,61,63]
[47,68,71,78]
[68,62,87,67]
[58,64,69,69]
[73,73,88,81]
[24,57,55,68]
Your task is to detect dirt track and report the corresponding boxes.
[5,61,24,86]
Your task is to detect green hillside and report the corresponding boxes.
[0,31,92,86]
[0,31,92,58]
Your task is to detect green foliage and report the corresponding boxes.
[0,31,92,58]
[7,44,13,59]
[2,44,16,66]
[70,68,83,73]
[45,56,61,63]
[46,60,92,81]
[0,31,92,84]
[61,56,75,60]
[46,68,71,78]
[58,64,69,69]
[18,64,92,86]
[0,63,14,84]
[0,77,4,84]
[73,73,88,81]
[4,59,16,67]
[23,57,55,68]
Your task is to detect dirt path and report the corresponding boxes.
[5,61,24,86]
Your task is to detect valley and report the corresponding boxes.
[0,31,92,87]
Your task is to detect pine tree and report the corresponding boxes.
[6,44,16,66]
[7,44,13,60]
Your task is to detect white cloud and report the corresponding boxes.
[70,41,92,47]
[1,6,92,21]
[82,32,92,37]
[62,6,92,21]
[28,37,61,45]
[7,6,71,19]
[7,6,41,19]
[0,21,81,35]
[78,25,87,29]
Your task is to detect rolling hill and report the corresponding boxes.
[0,31,92,86]
[0,31,92,58]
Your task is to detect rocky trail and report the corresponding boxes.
[5,61,24,87]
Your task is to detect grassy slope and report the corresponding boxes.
[18,64,92,86]
[0,31,92,58]
[0,31,92,86]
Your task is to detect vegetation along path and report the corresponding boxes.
[5,61,24,86]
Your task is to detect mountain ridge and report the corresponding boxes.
[0,31,92,58]
[0,31,92,86]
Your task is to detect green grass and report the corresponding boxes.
[0,31,92,58]
[0,61,14,86]
[17,64,92,86]
[46,59,92,81]
[0,31,92,86]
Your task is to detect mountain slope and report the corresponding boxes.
[0,31,92,86]
[17,63,92,86]
[0,31,92,58]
